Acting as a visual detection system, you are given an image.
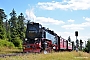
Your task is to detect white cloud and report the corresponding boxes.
[37,0,90,10]
[36,17,65,25]
[83,17,90,22]
[25,8,36,20]
[61,24,85,30]
[62,17,90,30]
[68,19,75,23]
[56,32,74,40]
[25,8,65,25]
[82,17,90,26]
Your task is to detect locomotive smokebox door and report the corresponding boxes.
[75,31,78,36]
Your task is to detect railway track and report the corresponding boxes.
[0,52,29,58]
[0,52,40,58]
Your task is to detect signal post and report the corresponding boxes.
[75,31,79,52]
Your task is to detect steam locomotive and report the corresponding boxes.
[23,22,74,53]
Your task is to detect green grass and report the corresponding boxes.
[0,47,22,54]
[0,51,90,60]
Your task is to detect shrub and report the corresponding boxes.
[13,39,22,48]
[83,47,89,53]
[0,39,15,48]
[10,37,23,49]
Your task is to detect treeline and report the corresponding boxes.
[0,8,26,48]
[83,39,90,53]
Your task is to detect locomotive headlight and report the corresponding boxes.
[35,38,38,40]
[23,47,25,49]
[25,38,27,41]
[53,46,56,49]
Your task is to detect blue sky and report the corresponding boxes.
[1,0,90,45]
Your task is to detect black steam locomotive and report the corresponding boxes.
[23,22,74,53]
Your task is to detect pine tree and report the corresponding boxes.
[80,39,83,51]
[9,9,20,47]
[0,9,7,40]
[4,20,11,40]
[86,39,90,53]
[17,13,25,40]
[9,9,18,28]
[68,36,71,42]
